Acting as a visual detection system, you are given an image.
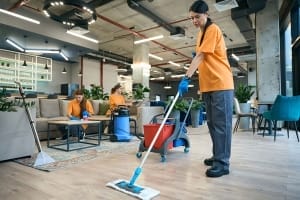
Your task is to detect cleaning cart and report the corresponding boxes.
[136,97,193,162]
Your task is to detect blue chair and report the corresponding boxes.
[262,95,300,142]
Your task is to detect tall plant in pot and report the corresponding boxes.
[169,99,189,123]
[132,83,150,101]
[190,99,204,128]
[235,84,255,104]
[234,84,255,129]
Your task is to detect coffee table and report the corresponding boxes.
[47,120,102,152]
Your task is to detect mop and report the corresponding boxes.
[106,92,180,200]
[14,81,55,167]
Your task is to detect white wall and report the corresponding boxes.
[103,63,118,94]
[36,57,121,95]
[36,60,71,94]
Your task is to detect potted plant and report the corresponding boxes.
[190,99,204,128]
[132,83,150,100]
[90,84,109,100]
[235,84,255,103]
[234,84,255,129]
[169,99,189,122]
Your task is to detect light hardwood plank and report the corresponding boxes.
[0,125,299,200]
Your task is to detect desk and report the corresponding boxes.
[47,120,101,152]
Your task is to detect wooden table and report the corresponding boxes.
[47,120,102,152]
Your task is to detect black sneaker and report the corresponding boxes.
[204,158,214,166]
[206,166,229,178]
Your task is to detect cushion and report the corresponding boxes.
[59,99,70,116]
[91,100,102,114]
[39,99,60,118]
[99,102,110,115]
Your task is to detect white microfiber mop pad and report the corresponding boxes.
[106,179,160,200]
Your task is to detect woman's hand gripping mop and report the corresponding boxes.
[106,77,190,200]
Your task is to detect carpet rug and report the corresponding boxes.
[14,137,141,172]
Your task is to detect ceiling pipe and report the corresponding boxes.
[231,0,267,51]
[8,0,29,11]
[127,0,185,37]
[97,14,191,60]
[6,1,191,64]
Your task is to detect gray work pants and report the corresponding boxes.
[202,90,233,169]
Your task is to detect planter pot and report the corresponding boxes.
[0,107,36,161]
[239,103,251,129]
[170,110,180,123]
[191,109,200,128]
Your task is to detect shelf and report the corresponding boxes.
[0,49,52,91]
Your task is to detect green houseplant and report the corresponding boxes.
[0,88,35,111]
[191,99,204,110]
[234,84,255,129]
[89,84,109,100]
[235,84,255,103]
[132,83,150,100]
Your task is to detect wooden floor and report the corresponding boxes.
[0,125,300,200]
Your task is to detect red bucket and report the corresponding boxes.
[143,124,174,149]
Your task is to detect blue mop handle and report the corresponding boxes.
[128,92,180,186]
[128,167,142,187]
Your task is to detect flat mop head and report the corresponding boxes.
[33,151,55,167]
[106,179,160,200]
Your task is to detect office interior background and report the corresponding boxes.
[0,0,299,102]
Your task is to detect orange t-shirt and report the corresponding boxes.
[196,23,234,92]
[106,94,126,116]
[67,99,94,118]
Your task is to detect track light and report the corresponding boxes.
[6,39,24,52]
[0,8,40,24]
[60,52,69,61]
[25,49,60,54]
[66,30,99,44]
[149,53,163,61]
[168,61,181,67]
[134,35,164,44]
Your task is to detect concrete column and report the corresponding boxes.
[131,43,150,88]
[256,0,281,101]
